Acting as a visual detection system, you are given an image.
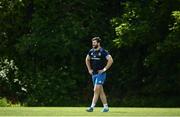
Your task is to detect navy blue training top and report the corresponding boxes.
[88,48,109,74]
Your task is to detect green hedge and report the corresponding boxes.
[0,98,9,107]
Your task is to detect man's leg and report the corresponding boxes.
[87,84,101,112]
[91,84,101,108]
[100,85,108,109]
[100,85,107,105]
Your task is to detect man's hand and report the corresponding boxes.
[88,69,93,75]
[98,68,106,74]
[98,55,113,74]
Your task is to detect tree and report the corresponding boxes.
[111,0,180,106]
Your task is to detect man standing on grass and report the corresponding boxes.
[85,37,113,112]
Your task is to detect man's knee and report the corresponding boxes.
[94,85,101,92]
[100,87,105,95]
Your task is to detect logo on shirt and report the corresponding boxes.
[91,58,101,60]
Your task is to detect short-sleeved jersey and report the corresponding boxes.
[88,48,109,74]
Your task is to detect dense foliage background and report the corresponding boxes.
[0,0,180,107]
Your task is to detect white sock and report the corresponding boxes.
[90,103,96,108]
[103,104,108,109]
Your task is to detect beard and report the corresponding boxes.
[93,45,98,49]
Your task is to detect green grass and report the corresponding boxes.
[0,107,180,116]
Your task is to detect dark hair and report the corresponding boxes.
[91,37,101,43]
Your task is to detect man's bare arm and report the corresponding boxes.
[85,55,93,75]
[104,55,113,71]
[98,55,113,73]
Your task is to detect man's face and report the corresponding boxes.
[92,40,99,49]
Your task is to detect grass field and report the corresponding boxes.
[0,107,180,116]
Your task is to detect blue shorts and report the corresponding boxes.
[92,73,106,85]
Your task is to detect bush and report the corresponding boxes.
[0,98,22,107]
[0,98,9,107]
